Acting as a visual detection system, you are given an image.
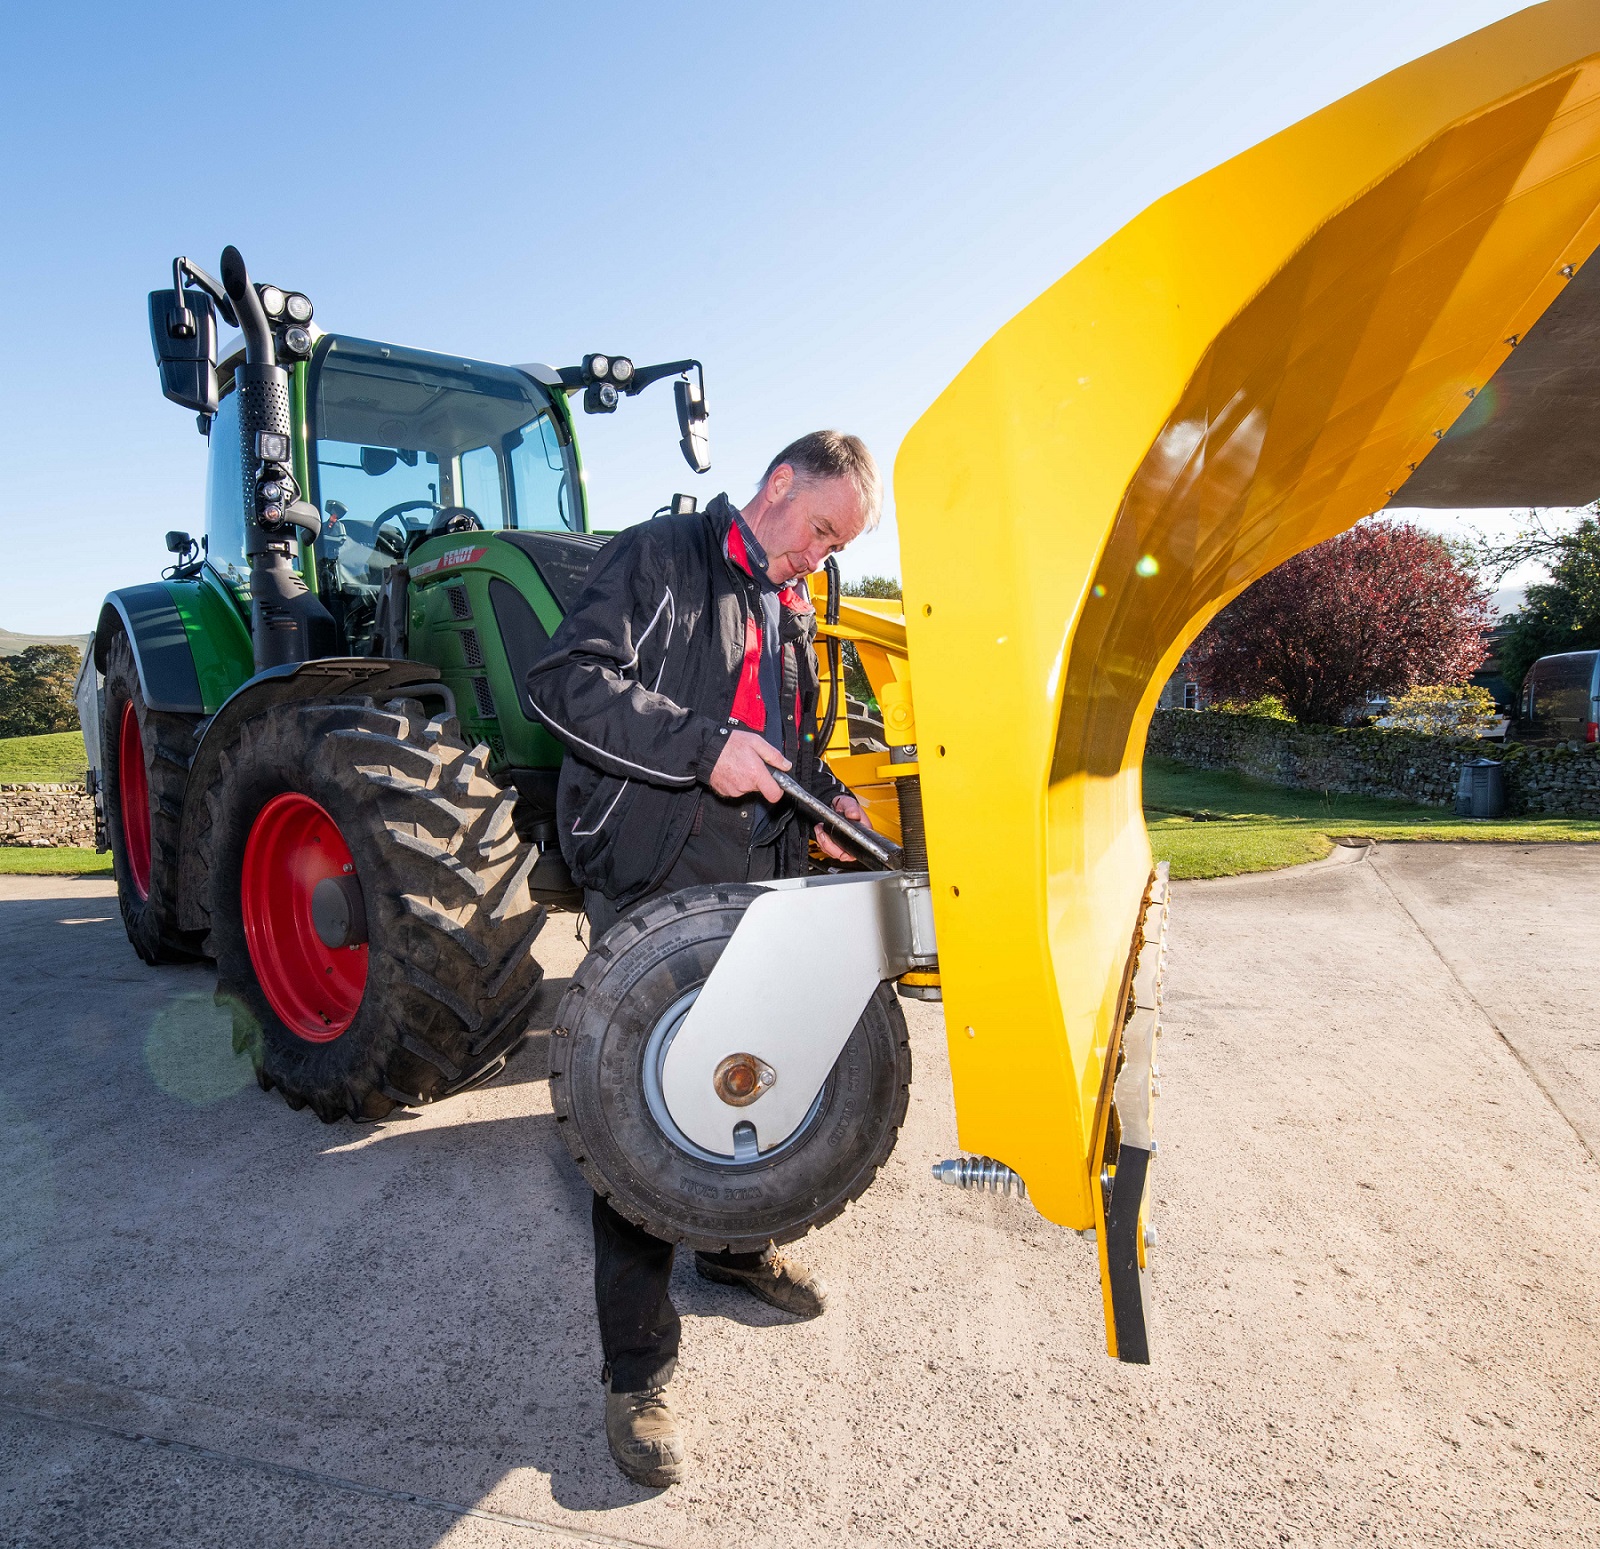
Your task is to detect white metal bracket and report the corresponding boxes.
[659,870,935,1156]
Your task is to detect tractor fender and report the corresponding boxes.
[95,586,206,715]
[173,657,445,936]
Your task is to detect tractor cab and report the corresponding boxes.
[206,334,585,656]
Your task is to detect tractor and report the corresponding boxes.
[81,0,1600,1364]
[82,243,719,1123]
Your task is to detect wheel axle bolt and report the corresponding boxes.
[713,1053,775,1107]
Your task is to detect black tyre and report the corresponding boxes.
[551,884,912,1253]
[202,695,547,1123]
[100,630,205,965]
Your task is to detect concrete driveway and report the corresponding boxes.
[2,843,1597,1548]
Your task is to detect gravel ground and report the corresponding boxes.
[1,843,1596,1548]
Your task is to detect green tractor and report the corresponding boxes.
[81,246,711,1122]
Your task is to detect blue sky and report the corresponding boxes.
[0,0,1531,634]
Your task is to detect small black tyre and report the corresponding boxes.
[203,695,547,1123]
[100,630,205,964]
[551,884,912,1253]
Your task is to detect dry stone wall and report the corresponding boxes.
[1147,708,1600,817]
[0,783,97,847]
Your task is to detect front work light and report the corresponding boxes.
[258,285,286,318]
[610,356,635,385]
[284,292,313,323]
[585,353,610,382]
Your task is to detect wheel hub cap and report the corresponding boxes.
[241,792,368,1041]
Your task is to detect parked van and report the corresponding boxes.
[1521,649,1600,741]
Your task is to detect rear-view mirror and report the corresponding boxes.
[360,447,400,477]
[148,288,218,415]
[675,378,710,474]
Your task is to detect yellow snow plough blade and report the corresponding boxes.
[891,0,1600,1357]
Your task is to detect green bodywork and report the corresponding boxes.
[403,533,571,769]
[162,567,254,714]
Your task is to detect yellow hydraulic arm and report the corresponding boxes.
[822,0,1600,1358]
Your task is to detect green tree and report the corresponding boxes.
[839,576,901,706]
[1383,682,1498,736]
[0,644,82,737]
[1495,517,1600,698]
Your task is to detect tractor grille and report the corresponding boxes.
[471,676,497,719]
[461,628,485,668]
[448,585,472,620]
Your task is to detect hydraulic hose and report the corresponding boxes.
[772,767,903,871]
[815,557,844,756]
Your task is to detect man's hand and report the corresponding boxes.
[814,792,872,863]
[709,729,790,802]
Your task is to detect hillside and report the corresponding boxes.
[0,627,91,657]
[0,730,88,783]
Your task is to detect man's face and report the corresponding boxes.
[748,467,867,585]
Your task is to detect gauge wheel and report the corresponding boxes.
[551,884,912,1253]
[202,695,547,1123]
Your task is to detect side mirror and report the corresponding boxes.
[675,377,710,474]
[147,289,218,415]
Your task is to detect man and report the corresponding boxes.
[526,430,881,1487]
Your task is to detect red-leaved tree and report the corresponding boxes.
[1189,519,1491,726]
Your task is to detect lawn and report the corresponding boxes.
[1144,756,1600,879]
[0,729,87,784]
[0,846,110,876]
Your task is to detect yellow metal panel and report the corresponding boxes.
[894,1,1600,1233]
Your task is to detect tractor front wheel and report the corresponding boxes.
[203,695,547,1122]
[100,631,204,964]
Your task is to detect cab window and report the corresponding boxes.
[308,337,581,651]
[205,388,248,589]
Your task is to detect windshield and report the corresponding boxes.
[308,336,582,650]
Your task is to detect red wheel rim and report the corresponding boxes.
[118,701,152,900]
[241,792,369,1041]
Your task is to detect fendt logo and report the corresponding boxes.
[411,546,488,578]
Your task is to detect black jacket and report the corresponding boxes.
[526,494,846,905]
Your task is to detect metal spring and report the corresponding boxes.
[931,1155,1028,1199]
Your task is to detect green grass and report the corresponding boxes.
[1144,757,1600,880]
[0,730,87,784]
[0,846,111,876]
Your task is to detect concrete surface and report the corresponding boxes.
[2,844,1597,1548]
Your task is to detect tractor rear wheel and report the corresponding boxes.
[100,631,205,965]
[201,695,547,1122]
[551,885,912,1254]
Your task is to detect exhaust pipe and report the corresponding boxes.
[220,245,333,671]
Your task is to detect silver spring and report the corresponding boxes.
[931,1155,1028,1199]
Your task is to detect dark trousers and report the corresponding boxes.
[592,1194,769,1391]
[587,796,780,1392]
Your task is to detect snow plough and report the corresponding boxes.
[80,0,1600,1362]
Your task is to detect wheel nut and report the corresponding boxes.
[713,1053,775,1107]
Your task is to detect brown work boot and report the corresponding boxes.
[695,1247,828,1318]
[604,1384,685,1487]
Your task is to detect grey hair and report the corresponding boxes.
[759,430,883,532]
